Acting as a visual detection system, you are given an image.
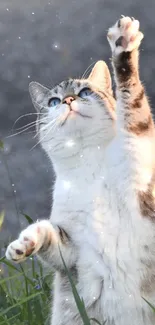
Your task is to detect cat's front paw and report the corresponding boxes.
[107,16,144,55]
[5,220,54,263]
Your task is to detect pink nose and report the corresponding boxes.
[63,96,75,105]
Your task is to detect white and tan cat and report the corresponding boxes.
[6,59,116,324]
[6,16,155,325]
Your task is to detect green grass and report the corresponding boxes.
[0,182,52,324]
[0,250,105,325]
[0,255,52,325]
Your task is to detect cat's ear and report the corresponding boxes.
[29,82,50,111]
[88,61,113,95]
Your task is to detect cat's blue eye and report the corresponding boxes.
[78,88,92,99]
[48,97,61,107]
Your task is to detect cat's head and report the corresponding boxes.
[29,61,116,156]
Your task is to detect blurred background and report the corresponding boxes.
[0,0,155,249]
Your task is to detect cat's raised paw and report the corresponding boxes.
[5,221,52,263]
[107,16,144,55]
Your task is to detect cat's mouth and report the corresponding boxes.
[70,110,92,119]
[60,109,92,126]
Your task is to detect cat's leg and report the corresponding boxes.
[5,220,77,270]
[106,17,155,325]
[51,259,102,325]
[6,221,81,325]
[51,271,84,325]
[51,272,100,325]
[107,16,154,136]
[107,16,155,216]
[50,267,103,325]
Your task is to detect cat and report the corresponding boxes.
[6,15,155,325]
[5,57,116,325]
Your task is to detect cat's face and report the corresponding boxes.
[29,61,116,154]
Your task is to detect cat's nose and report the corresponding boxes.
[63,96,75,105]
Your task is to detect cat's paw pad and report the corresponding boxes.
[5,223,45,263]
[107,16,144,55]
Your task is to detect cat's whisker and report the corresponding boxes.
[33,121,52,140]
[31,125,56,150]
[31,118,59,150]
[12,112,44,130]
[41,118,58,135]
[33,115,59,140]
[37,115,58,133]
[6,125,38,138]
[33,128,41,140]
[13,121,37,131]
[7,116,50,139]
[14,115,49,132]
[23,130,36,135]
[7,120,43,138]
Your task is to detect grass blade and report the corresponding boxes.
[0,259,20,272]
[59,247,90,325]
[19,264,34,286]
[0,140,4,149]
[0,274,22,285]
[0,291,42,316]
[23,214,33,224]
[0,312,21,325]
[143,297,155,312]
[0,257,5,262]
[0,211,5,229]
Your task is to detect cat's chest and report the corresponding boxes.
[53,166,104,204]
[51,167,105,233]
